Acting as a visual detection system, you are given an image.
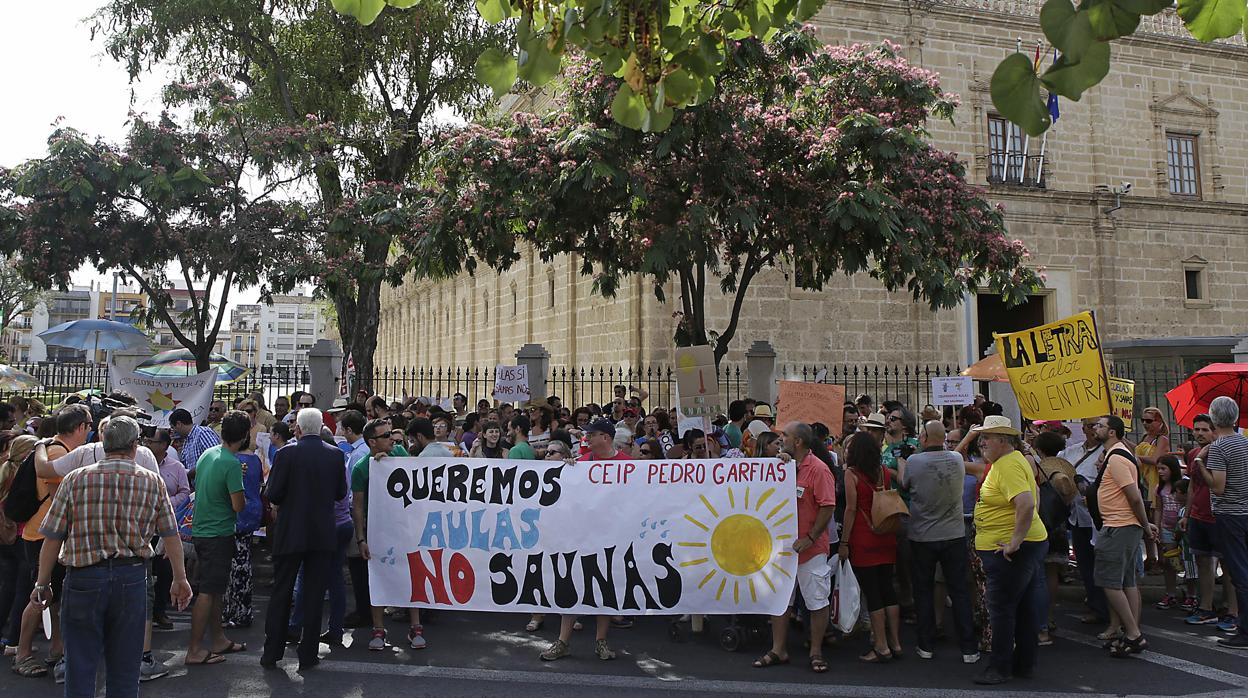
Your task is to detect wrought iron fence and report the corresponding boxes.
[0,363,311,413]
[1108,364,1194,447]
[368,365,749,409]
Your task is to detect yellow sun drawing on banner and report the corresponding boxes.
[147,389,181,412]
[677,486,794,605]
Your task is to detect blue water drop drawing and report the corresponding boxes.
[660,531,669,539]
[639,531,647,539]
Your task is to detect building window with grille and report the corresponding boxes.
[987,115,1024,184]
[1166,133,1200,197]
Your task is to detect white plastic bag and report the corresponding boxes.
[833,557,860,634]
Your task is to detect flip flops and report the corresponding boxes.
[753,650,790,668]
[215,642,246,654]
[185,652,226,666]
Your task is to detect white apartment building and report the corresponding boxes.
[254,294,327,366]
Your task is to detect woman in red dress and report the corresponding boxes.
[839,433,901,662]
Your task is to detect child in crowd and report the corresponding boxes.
[1172,479,1200,613]
[1153,455,1185,609]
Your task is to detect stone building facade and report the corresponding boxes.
[376,0,1248,374]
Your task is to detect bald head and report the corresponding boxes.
[920,419,946,448]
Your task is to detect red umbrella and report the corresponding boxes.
[1165,363,1248,429]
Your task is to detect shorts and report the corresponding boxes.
[192,535,235,595]
[1187,518,1221,556]
[1094,526,1144,590]
[22,538,65,603]
[790,556,833,611]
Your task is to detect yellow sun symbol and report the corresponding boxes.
[677,486,794,604]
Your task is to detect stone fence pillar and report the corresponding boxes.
[308,339,343,408]
[516,343,550,404]
[745,340,777,405]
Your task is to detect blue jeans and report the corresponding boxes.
[1215,514,1248,642]
[60,562,147,698]
[912,537,977,654]
[977,541,1047,677]
[290,522,353,635]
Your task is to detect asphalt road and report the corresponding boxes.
[3,582,1247,697]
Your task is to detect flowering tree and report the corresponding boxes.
[410,30,1041,363]
[0,82,325,372]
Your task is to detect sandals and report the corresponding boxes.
[12,656,48,677]
[810,655,829,673]
[859,648,893,663]
[525,618,544,633]
[185,652,226,666]
[215,642,247,654]
[753,650,790,668]
[1110,634,1148,658]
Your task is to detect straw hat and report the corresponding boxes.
[970,415,1021,436]
[858,413,887,430]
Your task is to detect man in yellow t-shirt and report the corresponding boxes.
[11,404,92,679]
[969,416,1048,685]
[1092,415,1158,658]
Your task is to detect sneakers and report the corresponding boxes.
[140,656,169,682]
[915,647,934,660]
[368,629,387,651]
[973,667,1010,685]
[593,638,616,660]
[1154,594,1178,610]
[408,625,427,650]
[1185,609,1220,625]
[1217,635,1248,649]
[152,615,174,630]
[540,639,570,661]
[1179,596,1199,614]
[53,658,65,685]
[1217,615,1239,634]
[962,652,981,664]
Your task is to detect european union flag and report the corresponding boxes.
[1047,92,1060,123]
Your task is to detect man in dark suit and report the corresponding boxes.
[260,407,349,671]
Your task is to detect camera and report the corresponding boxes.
[898,443,917,459]
[81,395,157,439]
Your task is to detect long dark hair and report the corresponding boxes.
[846,432,884,485]
[1157,454,1183,496]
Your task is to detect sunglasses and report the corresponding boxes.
[888,415,903,422]
[298,402,314,407]
[640,448,655,456]
[1142,418,1155,424]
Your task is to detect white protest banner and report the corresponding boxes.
[492,365,530,402]
[111,367,217,427]
[931,376,975,406]
[367,456,798,615]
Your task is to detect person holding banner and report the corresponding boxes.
[970,416,1049,685]
[752,423,836,674]
[540,418,626,662]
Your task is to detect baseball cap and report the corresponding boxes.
[585,417,616,438]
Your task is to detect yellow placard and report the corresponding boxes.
[1108,377,1134,421]
[776,381,847,436]
[993,311,1110,420]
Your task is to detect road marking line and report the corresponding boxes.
[1138,622,1248,659]
[227,655,1162,697]
[1061,628,1247,688]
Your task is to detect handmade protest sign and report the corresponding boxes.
[492,365,530,402]
[1108,377,1135,421]
[993,311,1110,421]
[932,376,974,406]
[775,381,846,436]
[111,367,217,427]
[367,456,797,615]
[675,345,721,419]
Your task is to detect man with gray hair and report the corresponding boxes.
[31,416,192,696]
[1204,396,1248,648]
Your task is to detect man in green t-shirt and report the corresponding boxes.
[507,414,536,459]
[351,418,421,651]
[187,411,250,666]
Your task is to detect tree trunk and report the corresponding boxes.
[195,347,213,375]
[344,275,381,392]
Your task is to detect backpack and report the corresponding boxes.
[1037,469,1071,535]
[1087,446,1140,530]
[2,439,60,524]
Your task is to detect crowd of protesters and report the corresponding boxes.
[0,382,1246,695]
